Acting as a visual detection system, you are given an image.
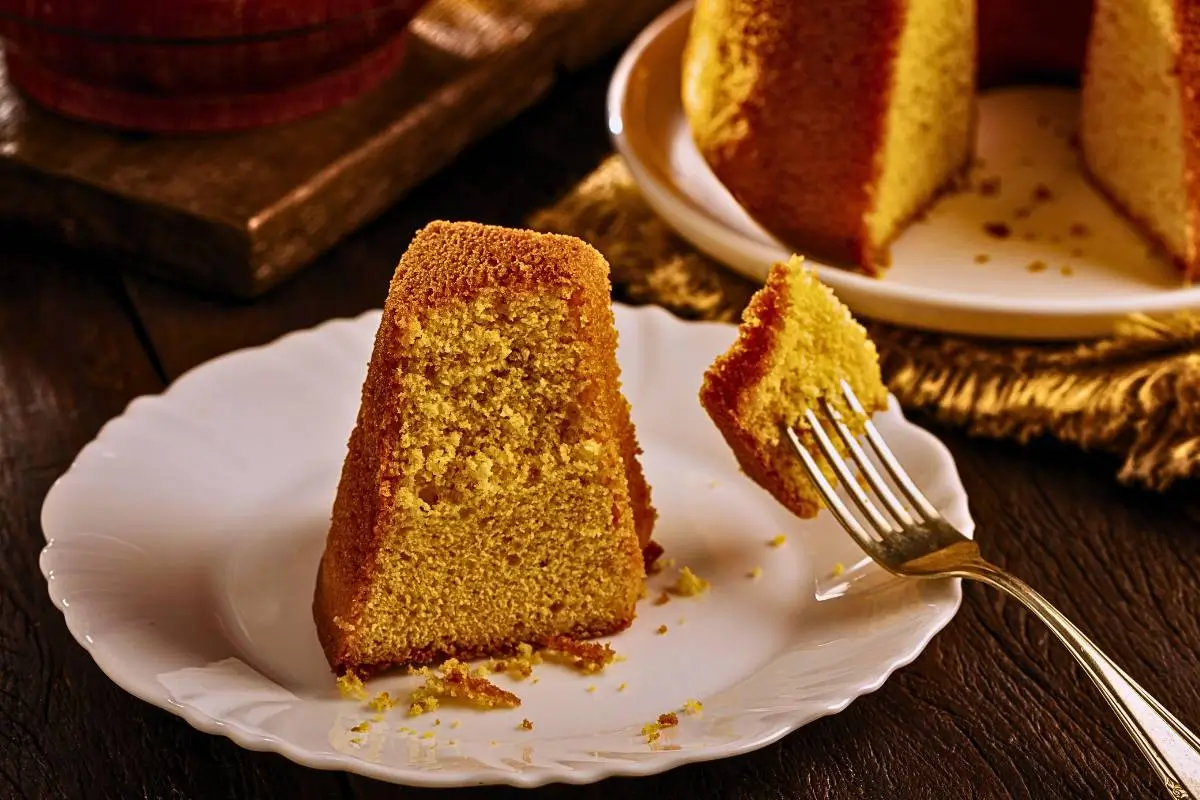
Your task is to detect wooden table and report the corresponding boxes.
[4,54,1199,800]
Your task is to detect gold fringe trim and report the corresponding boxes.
[531,155,1200,490]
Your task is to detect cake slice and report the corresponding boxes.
[314,221,657,677]
[699,256,889,519]
[681,0,976,274]
[1080,0,1200,281]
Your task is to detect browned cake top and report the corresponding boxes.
[386,220,611,312]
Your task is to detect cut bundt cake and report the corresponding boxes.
[682,0,1200,282]
[699,256,889,519]
[1080,0,1200,280]
[313,221,657,676]
[681,0,977,274]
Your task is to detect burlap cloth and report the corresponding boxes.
[530,155,1200,490]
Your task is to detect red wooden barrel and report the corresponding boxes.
[0,0,429,132]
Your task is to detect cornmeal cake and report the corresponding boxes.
[699,256,889,519]
[682,0,1200,280]
[313,221,658,676]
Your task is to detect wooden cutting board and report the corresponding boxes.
[0,0,671,297]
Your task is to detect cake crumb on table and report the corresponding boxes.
[653,590,671,606]
[519,718,534,731]
[748,566,763,579]
[832,562,845,577]
[618,682,627,692]
[350,721,370,733]
[768,534,787,548]
[683,698,704,715]
[656,624,668,635]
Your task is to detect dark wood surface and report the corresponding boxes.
[0,0,670,298]
[3,53,1200,800]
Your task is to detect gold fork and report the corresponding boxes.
[786,380,1200,799]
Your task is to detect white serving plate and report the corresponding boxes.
[608,1,1200,340]
[40,304,971,787]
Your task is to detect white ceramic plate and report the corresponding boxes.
[40,304,971,788]
[608,2,1200,340]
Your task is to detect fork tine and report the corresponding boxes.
[783,425,878,552]
[801,409,896,538]
[818,397,914,528]
[840,380,941,521]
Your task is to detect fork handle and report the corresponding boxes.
[966,562,1200,798]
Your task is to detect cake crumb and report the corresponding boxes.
[618,682,627,692]
[350,721,370,733]
[491,643,542,680]
[543,636,619,673]
[433,719,441,727]
[420,731,435,740]
[832,562,846,577]
[586,685,597,693]
[520,718,534,731]
[407,659,521,714]
[450,720,461,729]
[1027,260,1048,273]
[653,590,671,606]
[983,221,1012,239]
[974,254,990,264]
[656,624,668,635]
[670,566,710,596]
[641,712,681,743]
[768,534,787,548]
[337,671,367,701]
[683,699,704,715]
[368,691,396,713]
[748,566,763,579]
[448,739,458,747]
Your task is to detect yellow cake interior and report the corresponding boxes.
[866,0,976,253]
[353,290,643,662]
[1081,0,1188,264]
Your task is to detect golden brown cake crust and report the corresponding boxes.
[1179,0,1200,281]
[313,221,656,675]
[698,263,820,518]
[683,0,905,271]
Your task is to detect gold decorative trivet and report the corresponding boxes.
[531,155,1200,490]
[0,0,671,298]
